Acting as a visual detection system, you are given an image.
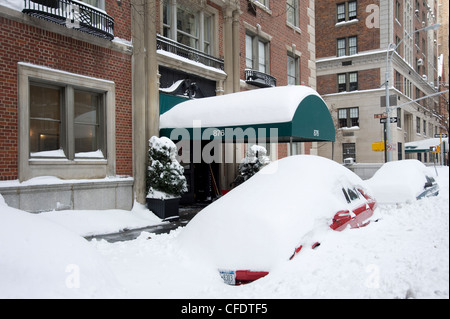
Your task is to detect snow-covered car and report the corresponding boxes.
[177,155,377,285]
[366,159,439,204]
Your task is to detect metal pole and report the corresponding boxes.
[385,45,392,162]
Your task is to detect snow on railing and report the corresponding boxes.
[23,0,114,40]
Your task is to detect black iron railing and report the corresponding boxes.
[23,0,114,40]
[245,69,277,88]
[157,34,224,71]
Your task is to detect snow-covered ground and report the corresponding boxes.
[0,166,448,299]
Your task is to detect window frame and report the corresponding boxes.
[287,54,299,85]
[286,0,299,27]
[342,143,356,162]
[337,36,357,57]
[162,0,216,55]
[337,72,358,92]
[338,107,359,128]
[337,1,357,23]
[17,63,116,181]
[245,32,270,74]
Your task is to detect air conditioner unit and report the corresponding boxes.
[417,58,424,66]
[344,158,355,165]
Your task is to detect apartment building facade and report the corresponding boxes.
[0,0,134,211]
[0,0,321,210]
[315,0,443,165]
[134,0,319,204]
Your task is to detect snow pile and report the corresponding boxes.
[38,202,161,237]
[0,196,123,298]
[177,155,372,271]
[366,159,437,204]
[0,162,448,299]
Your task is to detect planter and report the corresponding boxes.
[146,197,180,220]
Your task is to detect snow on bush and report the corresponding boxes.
[146,136,187,199]
[233,145,270,187]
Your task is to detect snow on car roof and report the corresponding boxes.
[177,155,370,271]
[366,160,436,204]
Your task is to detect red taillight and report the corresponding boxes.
[235,270,269,285]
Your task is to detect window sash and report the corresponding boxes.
[245,34,253,69]
[348,36,357,55]
[337,3,346,22]
[287,0,298,26]
[287,55,298,85]
[337,38,346,57]
[348,1,357,19]
[258,40,266,72]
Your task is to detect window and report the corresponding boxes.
[337,1,357,22]
[343,143,356,162]
[177,6,199,49]
[337,36,357,56]
[395,71,402,90]
[18,63,115,181]
[398,142,403,160]
[337,38,346,57]
[245,34,253,69]
[396,1,401,21]
[255,0,269,8]
[348,36,357,55]
[338,107,359,128]
[338,72,358,92]
[29,83,105,159]
[397,108,402,128]
[246,33,270,74]
[162,0,215,54]
[287,54,299,85]
[423,120,426,135]
[29,84,62,156]
[79,0,105,10]
[287,0,299,27]
[416,116,421,134]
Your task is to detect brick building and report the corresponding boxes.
[315,0,443,167]
[0,0,322,211]
[0,0,134,211]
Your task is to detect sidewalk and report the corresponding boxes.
[84,204,204,243]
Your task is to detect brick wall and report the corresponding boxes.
[316,0,380,59]
[317,68,380,95]
[0,3,132,180]
[239,0,312,86]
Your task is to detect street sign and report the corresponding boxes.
[434,133,448,138]
[380,117,397,124]
[372,141,385,152]
[374,113,387,119]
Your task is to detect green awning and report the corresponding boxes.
[405,138,449,153]
[160,86,335,143]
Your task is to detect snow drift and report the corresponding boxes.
[0,195,123,298]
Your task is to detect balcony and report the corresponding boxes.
[157,34,224,71]
[23,0,114,40]
[245,69,277,88]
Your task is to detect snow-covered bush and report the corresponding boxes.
[233,145,270,187]
[146,136,187,199]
